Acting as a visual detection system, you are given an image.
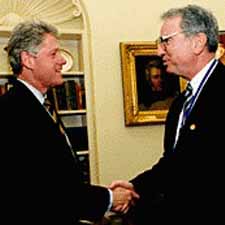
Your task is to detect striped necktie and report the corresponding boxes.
[43,98,57,123]
[181,83,193,126]
[43,98,76,159]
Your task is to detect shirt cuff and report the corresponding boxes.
[106,188,113,212]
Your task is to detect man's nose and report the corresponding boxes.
[157,44,166,57]
[60,55,67,65]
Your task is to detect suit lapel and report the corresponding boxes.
[166,61,223,153]
[164,93,186,154]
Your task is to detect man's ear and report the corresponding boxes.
[192,32,207,55]
[20,51,35,70]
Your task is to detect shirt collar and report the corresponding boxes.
[189,58,217,96]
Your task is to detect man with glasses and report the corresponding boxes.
[111,4,224,224]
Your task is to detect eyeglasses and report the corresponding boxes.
[157,31,186,48]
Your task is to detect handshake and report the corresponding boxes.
[108,180,140,214]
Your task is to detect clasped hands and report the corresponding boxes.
[109,180,140,214]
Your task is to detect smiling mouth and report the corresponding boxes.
[162,60,168,66]
[56,68,62,72]
[163,56,171,65]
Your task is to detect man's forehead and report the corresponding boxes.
[160,16,181,34]
[149,67,161,76]
[39,34,59,51]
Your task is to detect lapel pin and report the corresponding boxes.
[190,123,196,130]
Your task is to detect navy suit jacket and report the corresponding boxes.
[0,80,109,224]
[129,60,225,224]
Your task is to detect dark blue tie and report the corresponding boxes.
[181,83,193,126]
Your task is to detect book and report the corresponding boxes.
[54,83,68,110]
[64,80,77,110]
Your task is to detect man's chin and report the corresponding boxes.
[165,65,172,73]
[54,79,64,87]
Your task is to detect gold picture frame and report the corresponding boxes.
[120,41,186,126]
[217,30,225,65]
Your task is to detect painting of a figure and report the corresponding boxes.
[217,31,225,64]
[120,41,185,125]
[135,55,180,111]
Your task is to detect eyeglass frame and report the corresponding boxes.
[156,30,187,48]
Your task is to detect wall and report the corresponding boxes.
[83,0,225,185]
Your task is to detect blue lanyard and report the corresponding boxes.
[184,59,217,119]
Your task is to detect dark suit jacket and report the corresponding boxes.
[128,61,225,224]
[0,80,109,224]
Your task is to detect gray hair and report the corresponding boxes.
[161,4,219,52]
[6,20,58,75]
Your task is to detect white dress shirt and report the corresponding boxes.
[174,58,218,147]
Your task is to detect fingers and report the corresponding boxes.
[131,190,140,200]
[110,183,140,214]
[109,180,134,190]
[112,200,129,214]
[120,202,130,214]
[113,202,129,213]
[109,180,140,200]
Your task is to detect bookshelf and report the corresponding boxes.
[49,71,90,184]
[58,32,90,184]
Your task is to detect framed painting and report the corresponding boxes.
[120,41,185,126]
[217,30,225,64]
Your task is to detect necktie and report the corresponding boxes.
[43,98,76,159]
[173,83,193,149]
[43,98,57,123]
[181,83,193,126]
